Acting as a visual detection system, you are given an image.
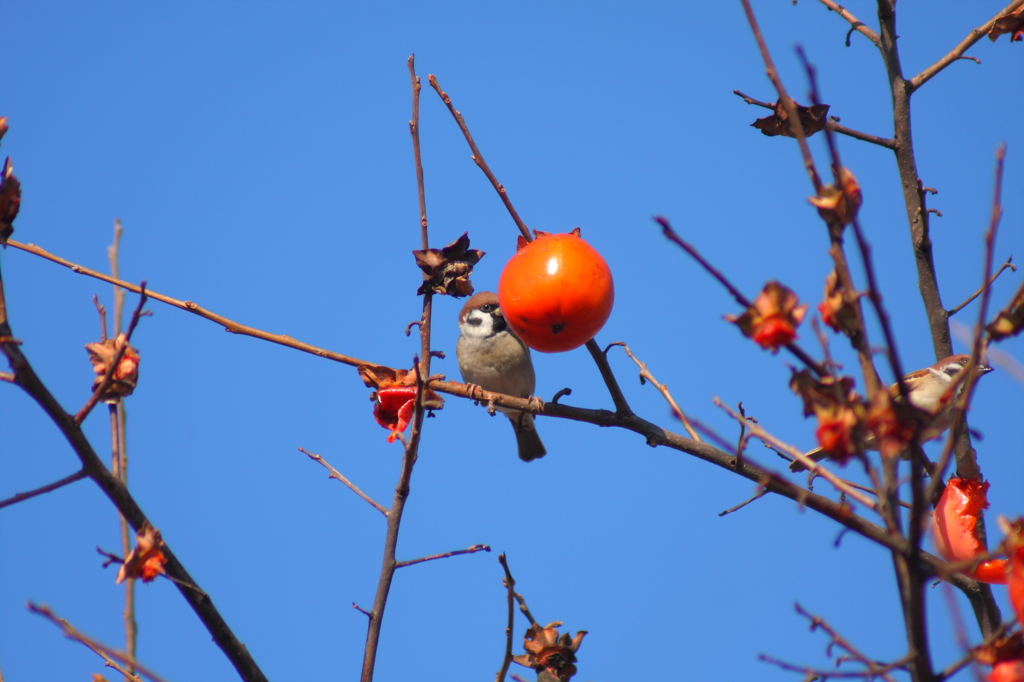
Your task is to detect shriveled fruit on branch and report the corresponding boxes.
[818,270,859,335]
[117,522,166,584]
[84,333,140,401]
[512,621,587,682]
[727,281,807,352]
[412,231,484,297]
[498,228,614,353]
[358,364,444,442]
[790,369,866,464]
[808,167,862,227]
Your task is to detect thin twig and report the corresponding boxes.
[795,603,900,682]
[28,603,170,682]
[815,0,882,46]
[7,239,373,368]
[74,284,148,424]
[759,652,910,680]
[496,554,516,682]
[934,617,1013,682]
[395,544,491,568]
[908,0,1024,92]
[513,590,538,630]
[298,447,388,516]
[719,487,768,517]
[656,216,828,377]
[0,469,87,510]
[735,402,749,470]
[0,371,13,383]
[427,74,531,242]
[947,256,1015,317]
[827,120,897,150]
[93,295,108,341]
[715,398,876,509]
[605,341,700,440]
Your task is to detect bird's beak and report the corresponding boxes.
[977,363,994,374]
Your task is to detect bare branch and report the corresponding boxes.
[908,0,1024,92]
[0,469,87,510]
[395,544,491,568]
[714,398,877,510]
[28,603,169,682]
[815,0,882,46]
[796,603,901,682]
[605,341,700,441]
[656,215,828,377]
[718,487,768,517]
[947,256,1015,317]
[298,447,389,516]
[7,239,373,368]
[427,74,532,242]
[496,554,517,682]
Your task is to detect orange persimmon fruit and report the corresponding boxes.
[498,229,614,353]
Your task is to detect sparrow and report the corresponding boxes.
[790,354,993,472]
[457,291,546,462]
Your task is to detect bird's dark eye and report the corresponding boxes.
[481,303,495,313]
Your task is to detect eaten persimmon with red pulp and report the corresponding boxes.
[498,228,614,353]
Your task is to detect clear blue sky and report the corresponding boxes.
[2,2,1022,680]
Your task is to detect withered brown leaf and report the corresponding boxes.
[988,6,1024,42]
[752,100,831,138]
[413,232,484,297]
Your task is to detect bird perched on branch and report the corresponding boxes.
[790,354,992,472]
[457,291,546,462]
